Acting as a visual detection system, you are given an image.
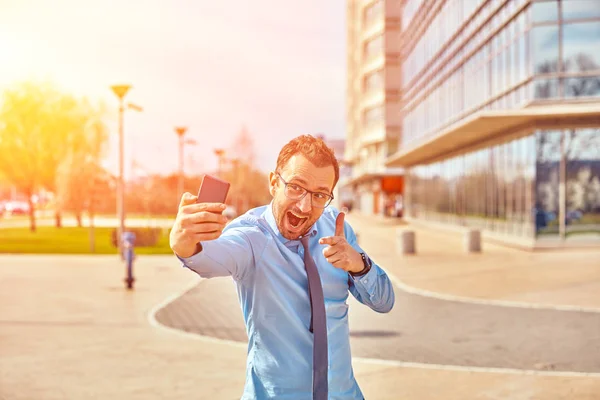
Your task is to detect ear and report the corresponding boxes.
[268,172,278,197]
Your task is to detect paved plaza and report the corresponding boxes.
[1,213,600,399]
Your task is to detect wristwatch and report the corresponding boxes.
[350,252,372,277]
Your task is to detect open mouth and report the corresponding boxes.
[286,211,308,229]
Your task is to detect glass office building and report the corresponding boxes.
[387,0,600,246]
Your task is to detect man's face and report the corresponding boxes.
[269,154,335,240]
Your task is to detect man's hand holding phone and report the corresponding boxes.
[169,193,228,258]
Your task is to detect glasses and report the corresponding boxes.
[276,173,334,208]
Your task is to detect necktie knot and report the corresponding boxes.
[300,235,309,249]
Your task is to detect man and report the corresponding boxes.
[170,134,395,400]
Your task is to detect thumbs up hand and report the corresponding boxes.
[318,212,364,274]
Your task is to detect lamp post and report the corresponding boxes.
[110,84,131,258]
[175,126,189,198]
[214,148,225,178]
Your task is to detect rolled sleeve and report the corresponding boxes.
[176,228,258,282]
[349,262,379,295]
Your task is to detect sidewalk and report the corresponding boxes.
[346,212,600,310]
[1,255,599,399]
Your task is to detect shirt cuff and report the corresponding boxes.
[350,261,378,294]
[176,243,209,269]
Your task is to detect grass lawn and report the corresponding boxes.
[0,226,173,254]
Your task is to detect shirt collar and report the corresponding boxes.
[264,202,318,246]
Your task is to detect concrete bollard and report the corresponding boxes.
[397,229,416,255]
[465,229,481,253]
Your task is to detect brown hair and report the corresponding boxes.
[276,134,340,189]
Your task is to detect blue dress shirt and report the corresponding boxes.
[178,204,395,399]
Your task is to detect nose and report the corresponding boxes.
[296,194,312,214]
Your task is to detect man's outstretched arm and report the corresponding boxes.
[170,192,257,282]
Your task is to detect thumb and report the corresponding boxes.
[179,192,198,207]
[335,211,345,237]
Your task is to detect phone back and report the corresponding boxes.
[196,175,230,204]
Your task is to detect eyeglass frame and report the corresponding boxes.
[275,172,334,208]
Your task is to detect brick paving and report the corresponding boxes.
[156,274,600,372]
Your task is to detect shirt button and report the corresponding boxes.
[363,278,368,283]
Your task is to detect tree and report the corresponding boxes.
[0,81,108,231]
[224,126,270,213]
[54,108,110,227]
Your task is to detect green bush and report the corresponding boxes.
[110,227,162,247]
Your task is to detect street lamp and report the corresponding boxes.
[214,148,225,178]
[174,126,189,199]
[110,84,131,258]
[110,85,142,259]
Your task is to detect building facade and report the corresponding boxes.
[322,137,354,210]
[387,0,600,247]
[345,0,405,216]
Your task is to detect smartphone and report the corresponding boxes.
[196,174,230,205]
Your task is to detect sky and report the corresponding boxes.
[0,0,347,179]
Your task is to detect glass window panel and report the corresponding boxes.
[510,39,518,87]
[564,76,600,98]
[527,134,537,238]
[562,0,600,20]
[516,138,525,232]
[534,78,560,98]
[364,35,383,59]
[531,1,559,23]
[497,144,506,230]
[562,21,600,73]
[564,128,600,238]
[364,69,384,92]
[518,33,528,81]
[531,25,560,74]
[535,129,561,237]
[364,0,383,27]
[505,142,514,233]
[518,9,527,33]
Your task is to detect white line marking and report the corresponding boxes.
[352,357,600,378]
[147,272,600,378]
[386,273,600,314]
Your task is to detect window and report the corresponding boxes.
[562,21,600,73]
[363,106,383,127]
[364,0,383,27]
[531,25,560,74]
[364,69,384,92]
[531,1,559,23]
[562,0,600,20]
[364,35,383,60]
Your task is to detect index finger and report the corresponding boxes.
[319,236,344,246]
[182,202,227,214]
[335,211,346,237]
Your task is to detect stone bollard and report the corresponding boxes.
[397,229,416,255]
[465,229,481,253]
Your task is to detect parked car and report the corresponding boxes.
[3,201,30,215]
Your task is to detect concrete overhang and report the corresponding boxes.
[386,102,600,167]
